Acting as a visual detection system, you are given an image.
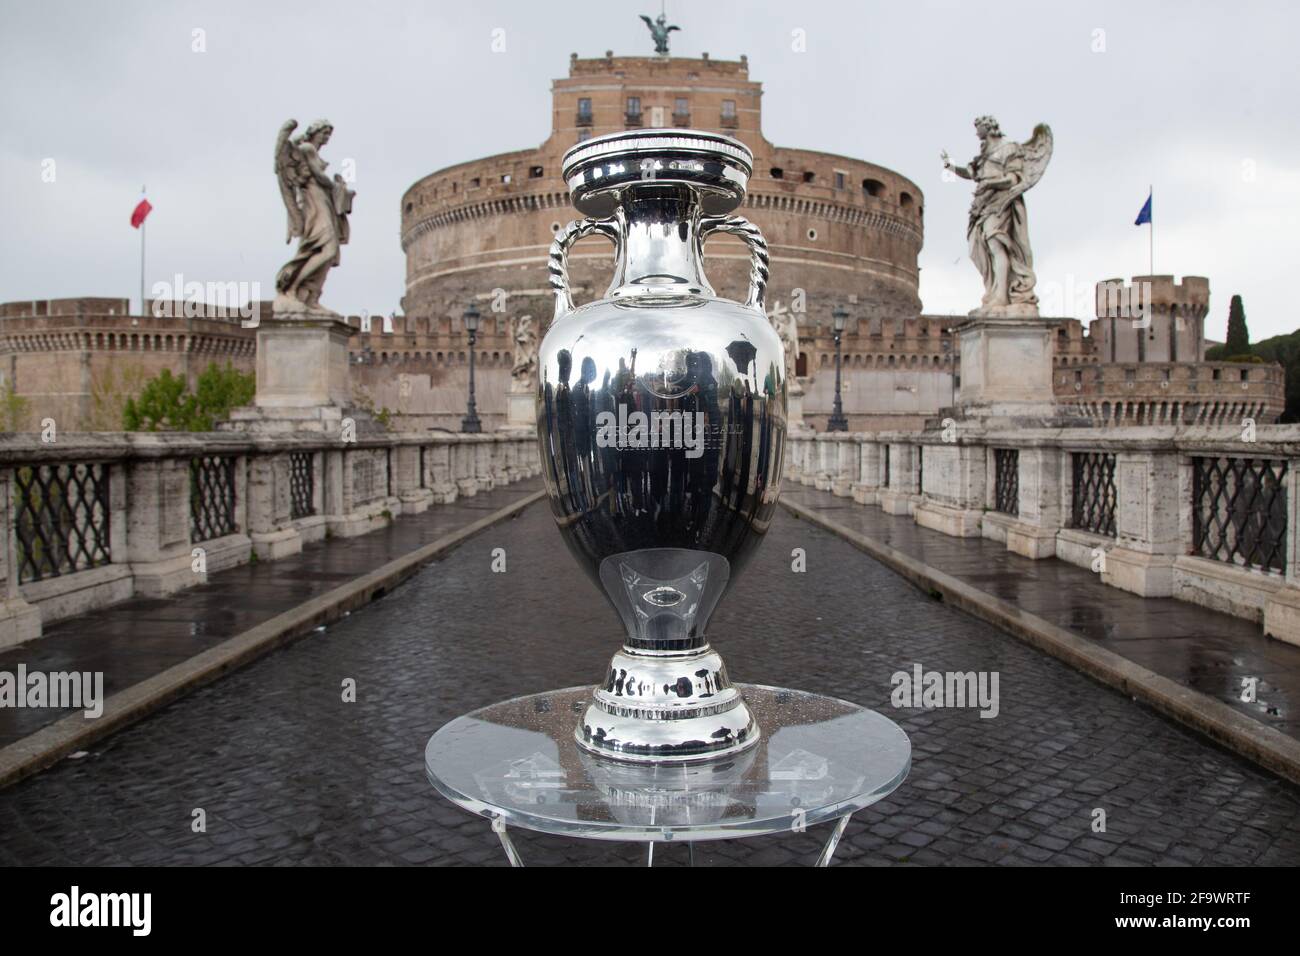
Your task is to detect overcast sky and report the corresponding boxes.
[2,0,1297,339]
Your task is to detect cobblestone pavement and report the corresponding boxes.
[2,502,1299,866]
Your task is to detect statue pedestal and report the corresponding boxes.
[788,380,813,433]
[954,315,1061,419]
[501,385,535,434]
[226,315,356,434]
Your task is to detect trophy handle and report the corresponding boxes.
[700,214,770,313]
[548,217,621,321]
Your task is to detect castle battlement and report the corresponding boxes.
[1095,275,1211,318]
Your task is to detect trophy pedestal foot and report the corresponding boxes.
[575,645,761,764]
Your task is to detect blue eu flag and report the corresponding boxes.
[1134,191,1152,226]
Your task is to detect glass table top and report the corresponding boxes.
[425,684,911,843]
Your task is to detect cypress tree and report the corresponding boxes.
[1225,294,1250,357]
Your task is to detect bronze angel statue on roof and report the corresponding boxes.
[640,13,680,55]
[273,119,355,316]
[942,117,1053,317]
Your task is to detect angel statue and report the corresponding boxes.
[766,299,802,388]
[510,315,538,389]
[942,117,1052,317]
[640,13,680,55]
[273,119,355,316]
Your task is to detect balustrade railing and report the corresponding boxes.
[190,455,238,542]
[289,451,315,519]
[1192,456,1288,573]
[994,449,1019,516]
[13,462,111,583]
[1070,452,1117,537]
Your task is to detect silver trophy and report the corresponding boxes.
[537,129,786,763]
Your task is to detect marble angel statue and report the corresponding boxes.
[942,117,1052,317]
[273,119,355,316]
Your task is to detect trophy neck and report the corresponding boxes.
[606,186,716,301]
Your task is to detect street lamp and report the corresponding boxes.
[827,304,849,432]
[461,300,483,433]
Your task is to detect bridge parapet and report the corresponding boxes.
[0,431,540,649]
[784,423,1300,648]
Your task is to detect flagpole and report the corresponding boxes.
[1148,183,1153,277]
[139,184,146,316]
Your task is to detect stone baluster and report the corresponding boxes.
[878,441,918,516]
[0,468,43,647]
[454,440,478,497]
[393,442,433,514]
[851,438,882,505]
[1264,451,1300,646]
[832,433,858,497]
[913,438,987,538]
[814,434,836,491]
[1103,447,1180,597]
[426,441,457,504]
[246,451,304,560]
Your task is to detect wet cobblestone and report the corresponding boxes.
[2,503,1299,866]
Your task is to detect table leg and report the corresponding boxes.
[490,814,524,868]
[815,814,853,867]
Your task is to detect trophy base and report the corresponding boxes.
[575,645,761,764]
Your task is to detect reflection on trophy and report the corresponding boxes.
[537,129,786,762]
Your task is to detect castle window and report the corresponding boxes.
[863,178,884,197]
[721,100,737,128]
[674,97,689,124]
[1241,368,1250,381]
[1212,367,1221,381]
[899,191,914,208]
[802,170,815,184]
[807,228,818,241]
[626,97,642,125]
[834,170,847,190]
[577,98,592,125]
[470,177,480,188]
[501,173,512,184]
[404,202,413,213]
[530,165,544,178]
[770,167,784,179]
[577,129,591,142]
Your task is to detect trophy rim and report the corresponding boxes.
[561,127,754,175]
[562,128,753,217]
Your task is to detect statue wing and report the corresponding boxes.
[640,14,654,29]
[1017,123,1053,194]
[274,119,306,243]
[666,25,680,32]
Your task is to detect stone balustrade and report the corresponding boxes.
[0,431,541,648]
[785,425,1300,647]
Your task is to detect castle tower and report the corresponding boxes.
[1091,275,1210,364]
[399,53,925,326]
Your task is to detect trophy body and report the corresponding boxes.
[537,130,786,763]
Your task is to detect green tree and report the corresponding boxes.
[190,361,255,430]
[122,363,254,431]
[1224,294,1250,358]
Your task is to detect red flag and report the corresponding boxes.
[130,198,152,229]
